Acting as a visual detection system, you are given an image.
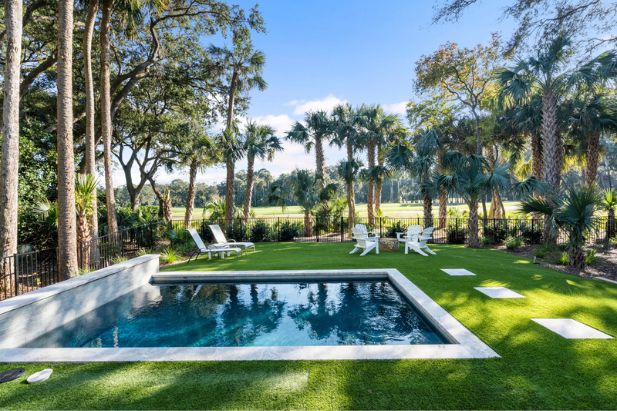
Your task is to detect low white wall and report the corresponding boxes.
[0,255,158,347]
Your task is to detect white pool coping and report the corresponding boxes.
[0,268,499,362]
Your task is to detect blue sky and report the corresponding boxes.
[159,0,517,183]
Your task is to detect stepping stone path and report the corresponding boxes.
[441,268,476,276]
[474,287,525,299]
[532,319,613,339]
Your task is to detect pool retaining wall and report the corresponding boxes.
[0,255,158,348]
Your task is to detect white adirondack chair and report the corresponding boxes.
[208,224,256,251]
[350,226,379,256]
[187,228,242,261]
[396,225,422,245]
[403,226,436,256]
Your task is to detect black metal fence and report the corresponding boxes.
[170,215,614,247]
[0,223,163,301]
[1,215,613,302]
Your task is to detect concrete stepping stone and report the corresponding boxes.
[474,287,525,299]
[532,319,613,339]
[441,268,476,276]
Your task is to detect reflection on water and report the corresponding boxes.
[24,280,448,347]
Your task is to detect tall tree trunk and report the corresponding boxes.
[83,0,99,242]
[438,186,447,229]
[57,0,79,278]
[224,70,238,223]
[473,109,482,155]
[0,0,23,265]
[585,131,600,186]
[531,132,544,179]
[375,143,384,214]
[487,146,504,218]
[304,208,313,237]
[346,139,355,231]
[100,0,117,234]
[366,139,375,226]
[542,89,561,188]
[315,135,325,189]
[224,158,235,225]
[243,154,255,222]
[184,160,198,227]
[467,198,480,248]
[423,192,433,228]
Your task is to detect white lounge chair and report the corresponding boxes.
[354,224,378,238]
[187,228,242,261]
[350,226,379,256]
[208,224,256,251]
[396,225,422,245]
[402,226,436,256]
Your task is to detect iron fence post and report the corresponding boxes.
[340,217,344,242]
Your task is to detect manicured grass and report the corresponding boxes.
[172,201,525,218]
[2,243,617,409]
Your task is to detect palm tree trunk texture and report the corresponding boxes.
[569,243,586,270]
[83,0,99,259]
[346,140,355,231]
[224,71,238,223]
[315,136,325,189]
[243,155,255,222]
[0,0,23,264]
[489,189,505,218]
[56,0,79,278]
[184,160,198,227]
[438,186,447,229]
[367,139,375,226]
[423,193,433,228]
[100,0,118,234]
[531,132,544,179]
[304,209,313,237]
[541,89,562,189]
[224,158,235,223]
[375,144,384,214]
[467,198,480,248]
[585,131,600,186]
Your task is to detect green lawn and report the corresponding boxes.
[172,201,524,218]
[2,243,617,409]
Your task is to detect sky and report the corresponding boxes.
[125,0,517,186]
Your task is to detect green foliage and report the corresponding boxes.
[249,220,271,242]
[111,256,129,265]
[505,236,523,250]
[276,221,302,241]
[160,248,179,264]
[558,251,570,265]
[585,249,598,265]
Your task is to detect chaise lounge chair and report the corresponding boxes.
[186,228,242,261]
[350,226,379,256]
[208,224,256,251]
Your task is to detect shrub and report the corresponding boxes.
[160,248,178,264]
[277,221,302,241]
[482,223,509,244]
[481,236,494,246]
[385,221,406,238]
[557,251,569,265]
[585,249,598,265]
[111,255,128,265]
[250,220,272,242]
[520,222,543,245]
[505,236,523,250]
[446,226,466,244]
[534,243,556,258]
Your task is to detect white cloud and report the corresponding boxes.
[251,114,295,136]
[288,94,347,115]
[382,101,408,116]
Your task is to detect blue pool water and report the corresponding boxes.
[25,280,449,347]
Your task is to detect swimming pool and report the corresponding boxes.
[24,280,448,348]
[0,257,499,361]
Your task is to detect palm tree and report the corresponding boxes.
[331,104,360,229]
[521,186,599,269]
[354,105,381,225]
[57,0,79,277]
[566,92,617,186]
[82,0,99,243]
[287,111,333,189]
[242,122,282,222]
[0,0,23,263]
[75,174,98,268]
[374,114,401,214]
[438,152,512,247]
[219,128,246,224]
[182,135,219,227]
[291,170,320,237]
[209,31,267,223]
[601,189,616,239]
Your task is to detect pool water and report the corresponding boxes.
[25,280,449,347]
